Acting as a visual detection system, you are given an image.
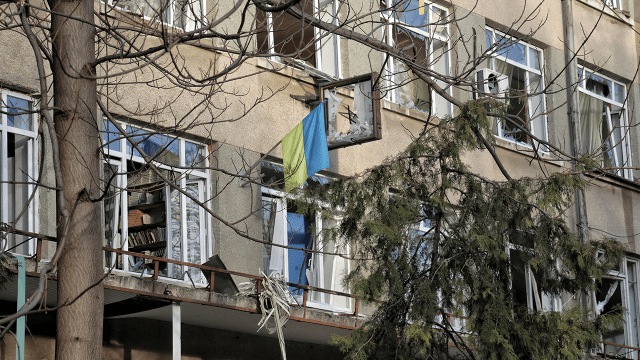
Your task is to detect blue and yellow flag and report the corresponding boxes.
[282,101,330,192]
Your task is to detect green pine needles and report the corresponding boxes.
[303,100,625,360]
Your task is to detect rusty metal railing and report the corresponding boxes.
[17,234,640,352]
[102,246,365,319]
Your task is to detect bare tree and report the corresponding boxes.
[0,0,637,358]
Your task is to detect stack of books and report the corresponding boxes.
[127,227,165,248]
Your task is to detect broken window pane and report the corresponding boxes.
[496,59,528,143]
[394,25,430,111]
[596,277,626,357]
[510,250,529,308]
[586,73,612,99]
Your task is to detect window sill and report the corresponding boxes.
[302,299,354,315]
[97,5,191,33]
[576,0,631,25]
[492,135,560,163]
[381,98,444,123]
[106,268,207,288]
[255,57,337,86]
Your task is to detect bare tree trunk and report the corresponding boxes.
[49,0,104,358]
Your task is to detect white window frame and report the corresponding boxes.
[382,0,453,117]
[0,90,39,256]
[507,243,560,313]
[103,0,204,31]
[593,257,640,359]
[102,121,212,285]
[604,0,622,10]
[577,66,633,180]
[261,186,352,313]
[486,27,549,149]
[260,0,342,79]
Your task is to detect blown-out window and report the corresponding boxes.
[0,90,38,256]
[102,121,211,285]
[260,161,351,312]
[593,258,639,359]
[485,28,548,147]
[508,247,558,312]
[577,67,633,180]
[383,0,452,117]
[256,0,341,78]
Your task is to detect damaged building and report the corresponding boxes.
[1,0,640,359]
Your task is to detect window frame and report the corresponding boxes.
[102,120,212,285]
[577,66,633,180]
[261,185,352,314]
[102,0,205,31]
[0,90,39,256]
[382,0,453,118]
[485,27,549,149]
[593,257,640,359]
[604,0,622,10]
[507,242,561,313]
[259,0,342,79]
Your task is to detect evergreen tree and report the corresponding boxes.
[304,101,625,360]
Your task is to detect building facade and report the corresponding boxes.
[1,0,640,358]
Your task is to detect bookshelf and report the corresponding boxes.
[127,177,167,266]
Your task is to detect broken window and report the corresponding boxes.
[383,0,452,117]
[509,248,557,312]
[101,122,211,284]
[260,161,351,312]
[594,258,640,359]
[0,91,38,256]
[485,28,548,147]
[578,67,633,180]
[255,0,340,78]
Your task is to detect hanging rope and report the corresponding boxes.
[257,271,295,360]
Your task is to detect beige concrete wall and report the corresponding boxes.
[211,144,264,278]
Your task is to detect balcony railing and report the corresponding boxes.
[100,245,367,318]
[7,228,640,355]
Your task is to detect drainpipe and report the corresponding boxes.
[561,0,590,245]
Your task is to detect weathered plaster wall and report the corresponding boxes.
[211,144,263,278]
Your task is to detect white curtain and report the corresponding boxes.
[579,92,603,157]
[268,199,286,276]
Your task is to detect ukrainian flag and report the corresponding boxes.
[282,101,330,192]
